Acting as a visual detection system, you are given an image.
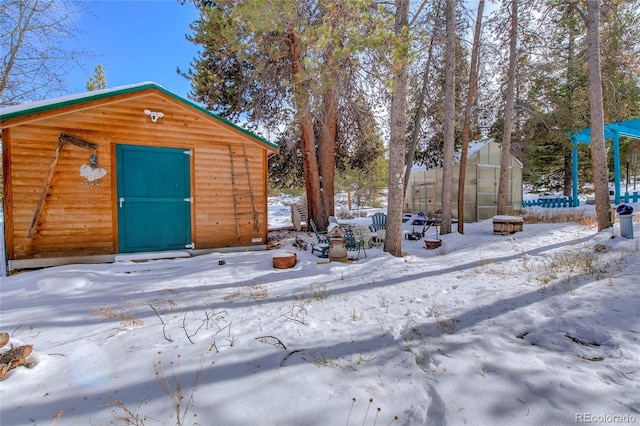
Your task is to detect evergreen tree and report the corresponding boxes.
[520,0,640,195]
[439,0,456,234]
[580,0,611,231]
[86,64,106,91]
[181,0,391,229]
[496,0,518,216]
[457,0,484,233]
[385,0,410,257]
[406,0,469,171]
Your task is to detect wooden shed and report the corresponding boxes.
[405,139,523,222]
[1,82,278,271]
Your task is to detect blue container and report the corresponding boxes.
[617,204,634,215]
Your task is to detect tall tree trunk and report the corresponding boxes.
[288,31,323,229]
[440,0,456,235]
[563,154,572,196]
[497,0,517,216]
[317,27,339,228]
[403,26,437,195]
[565,15,576,197]
[385,0,409,257]
[457,0,484,233]
[585,0,611,231]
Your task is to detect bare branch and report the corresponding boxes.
[550,1,587,24]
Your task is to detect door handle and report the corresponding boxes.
[119,197,124,208]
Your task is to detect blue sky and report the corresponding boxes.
[66,0,200,99]
[63,1,498,103]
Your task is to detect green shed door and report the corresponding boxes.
[116,145,192,253]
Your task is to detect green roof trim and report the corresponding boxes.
[0,82,278,151]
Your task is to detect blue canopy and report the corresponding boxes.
[568,118,640,205]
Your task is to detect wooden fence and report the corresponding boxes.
[522,197,578,208]
[620,192,640,203]
[522,191,640,209]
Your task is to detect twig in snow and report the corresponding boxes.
[149,303,173,342]
[255,335,287,349]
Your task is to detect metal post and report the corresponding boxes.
[572,140,579,206]
[633,146,637,191]
[613,131,621,205]
[627,161,630,196]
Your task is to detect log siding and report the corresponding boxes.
[1,83,277,267]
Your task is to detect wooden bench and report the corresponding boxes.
[493,215,524,235]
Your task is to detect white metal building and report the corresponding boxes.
[405,139,523,222]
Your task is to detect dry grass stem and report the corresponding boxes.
[522,209,596,225]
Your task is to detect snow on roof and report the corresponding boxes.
[0,82,159,117]
[0,82,278,151]
[462,138,492,161]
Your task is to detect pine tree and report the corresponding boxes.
[497,0,518,216]
[439,0,456,234]
[86,65,107,91]
[584,1,612,231]
[385,0,410,257]
[457,0,484,233]
[182,0,390,229]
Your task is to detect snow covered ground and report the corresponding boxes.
[0,196,639,426]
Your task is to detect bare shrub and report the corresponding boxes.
[536,245,608,293]
[223,284,268,302]
[434,312,458,335]
[522,209,596,226]
[88,304,143,327]
[336,207,355,220]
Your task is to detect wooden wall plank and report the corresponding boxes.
[4,91,271,261]
[2,129,15,259]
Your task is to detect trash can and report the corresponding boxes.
[616,204,634,239]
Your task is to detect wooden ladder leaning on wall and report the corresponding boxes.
[228,144,260,237]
